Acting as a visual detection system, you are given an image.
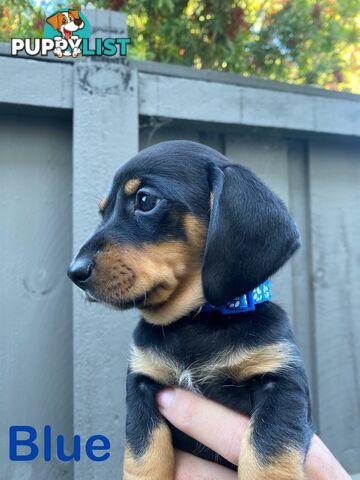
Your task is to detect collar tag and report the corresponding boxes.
[202,279,272,315]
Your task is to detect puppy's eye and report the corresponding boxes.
[62,17,67,24]
[135,191,159,213]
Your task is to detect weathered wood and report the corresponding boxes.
[73,59,139,480]
[139,72,360,136]
[0,52,358,137]
[0,56,73,108]
[287,140,319,425]
[134,59,358,101]
[309,139,360,473]
[2,40,357,101]
[84,8,127,37]
[0,114,73,480]
[140,123,199,149]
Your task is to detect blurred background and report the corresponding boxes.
[0,2,359,480]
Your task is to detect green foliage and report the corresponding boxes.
[1,0,359,92]
[0,1,44,40]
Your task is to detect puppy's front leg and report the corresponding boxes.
[123,373,174,480]
[238,378,312,480]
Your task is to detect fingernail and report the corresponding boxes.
[156,388,175,409]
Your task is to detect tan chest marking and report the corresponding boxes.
[129,342,292,387]
[129,345,181,385]
[208,342,293,381]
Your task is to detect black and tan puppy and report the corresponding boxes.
[68,140,313,480]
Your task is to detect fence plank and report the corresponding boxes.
[140,123,199,149]
[0,114,73,480]
[288,140,319,424]
[309,140,360,474]
[139,72,360,136]
[73,60,139,480]
[0,57,72,109]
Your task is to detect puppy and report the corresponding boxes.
[68,141,313,480]
[46,9,84,57]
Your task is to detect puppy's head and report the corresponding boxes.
[46,10,84,39]
[68,141,300,325]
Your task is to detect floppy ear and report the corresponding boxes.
[201,163,300,306]
[46,13,60,31]
[69,9,80,19]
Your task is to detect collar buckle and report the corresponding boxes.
[202,279,272,315]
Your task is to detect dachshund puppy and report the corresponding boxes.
[68,140,313,480]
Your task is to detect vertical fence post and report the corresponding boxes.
[72,10,138,480]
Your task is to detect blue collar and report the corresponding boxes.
[201,279,272,315]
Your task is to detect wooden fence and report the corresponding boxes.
[0,9,359,480]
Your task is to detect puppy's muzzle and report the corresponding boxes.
[68,257,93,289]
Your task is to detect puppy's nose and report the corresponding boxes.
[67,258,93,287]
[74,18,82,26]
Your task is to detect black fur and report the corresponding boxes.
[127,303,312,468]
[68,140,313,474]
[203,163,300,305]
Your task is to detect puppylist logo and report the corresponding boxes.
[11,8,131,58]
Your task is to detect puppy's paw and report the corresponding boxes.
[238,448,305,480]
[72,47,81,58]
[53,47,63,57]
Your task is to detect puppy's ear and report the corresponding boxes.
[46,13,61,31]
[69,9,80,19]
[201,163,300,306]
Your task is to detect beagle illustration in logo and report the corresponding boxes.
[46,9,84,57]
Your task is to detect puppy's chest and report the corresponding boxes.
[130,344,211,392]
[129,341,292,391]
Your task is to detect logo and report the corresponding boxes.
[44,8,90,58]
[11,8,131,58]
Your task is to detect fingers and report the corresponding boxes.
[305,435,351,480]
[158,388,351,480]
[174,437,351,480]
[174,450,237,480]
[156,388,249,466]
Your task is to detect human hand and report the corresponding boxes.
[156,388,351,480]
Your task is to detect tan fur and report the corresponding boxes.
[214,342,293,380]
[129,345,180,384]
[98,196,107,213]
[124,178,141,195]
[140,214,206,324]
[46,12,62,30]
[68,9,81,19]
[140,271,204,325]
[183,213,207,246]
[46,10,81,32]
[123,423,174,480]
[238,425,305,480]
[129,342,292,387]
[92,215,206,325]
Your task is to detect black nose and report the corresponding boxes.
[74,18,82,26]
[67,258,93,287]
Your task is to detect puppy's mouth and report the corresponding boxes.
[63,28,72,39]
[84,283,167,310]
